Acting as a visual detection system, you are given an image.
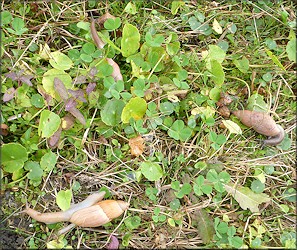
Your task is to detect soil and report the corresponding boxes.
[0,221,25,250]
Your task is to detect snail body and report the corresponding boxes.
[232,110,285,145]
[24,191,129,227]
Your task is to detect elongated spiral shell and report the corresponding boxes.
[69,200,129,227]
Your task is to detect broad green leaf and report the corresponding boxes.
[124,2,138,14]
[140,161,163,181]
[104,17,121,30]
[234,56,249,73]
[206,45,226,64]
[56,189,72,211]
[192,209,215,244]
[49,51,73,70]
[101,99,125,126]
[0,11,12,25]
[168,120,192,141]
[246,93,268,112]
[222,120,242,134]
[209,87,221,101]
[38,110,61,138]
[286,37,296,63]
[31,94,45,108]
[224,183,270,213]
[42,69,72,99]
[166,41,180,56]
[24,161,43,181]
[121,23,140,57]
[121,97,147,123]
[2,143,28,173]
[171,1,185,15]
[209,60,225,86]
[251,180,265,194]
[40,151,57,172]
[47,239,67,249]
[124,216,141,230]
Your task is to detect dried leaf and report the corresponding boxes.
[68,107,86,125]
[86,82,96,94]
[61,114,75,130]
[222,120,242,134]
[129,135,145,157]
[48,127,62,148]
[191,208,215,244]
[224,183,270,213]
[106,235,119,250]
[5,70,33,86]
[65,97,77,111]
[3,87,16,102]
[5,71,18,81]
[89,67,98,78]
[54,77,69,101]
[212,18,223,34]
[19,75,33,86]
[37,85,54,106]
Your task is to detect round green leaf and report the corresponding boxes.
[49,51,73,70]
[82,42,96,55]
[80,53,93,63]
[38,110,61,138]
[121,23,140,57]
[140,161,163,181]
[56,189,72,211]
[2,143,28,173]
[121,97,147,123]
[42,69,72,99]
[251,179,265,194]
[101,99,125,126]
[31,93,45,108]
[24,161,43,181]
[1,11,13,25]
[40,151,57,172]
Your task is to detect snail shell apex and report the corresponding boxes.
[232,110,281,137]
[70,200,129,227]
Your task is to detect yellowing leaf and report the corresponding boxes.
[129,135,145,157]
[222,120,242,134]
[121,23,140,57]
[121,97,147,123]
[49,51,73,70]
[212,18,223,34]
[39,43,51,60]
[224,183,270,213]
[191,106,216,119]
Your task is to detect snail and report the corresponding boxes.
[23,191,129,227]
[232,110,285,146]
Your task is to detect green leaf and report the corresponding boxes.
[140,161,163,181]
[24,161,43,181]
[11,17,28,35]
[104,17,121,30]
[2,143,28,173]
[251,179,265,194]
[193,209,215,244]
[56,189,72,211]
[168,120,192,141]
[246,93,268,112]
[0,11,12,25]
[166,41,180,56]
[286,37,296,63]
[171,1,185,15]
[38,110,61,138]
[31,94,45,108]
[224,183,270,213]
[42,69,72,99]
[40,151,58,172]
[124,216,141,230]
[82,43,96,55]
[207,45,226,64]
[121,97,147,123]
[222,120,242,134]
[233,56,249,73]
[49,51,73,70]
[206,169,218,182]
[121,23,140,57]
[265,49,286,71]
[169,198,180,211]
[209,60,225,86]
[124,2,138,14]
[101,99,125,126]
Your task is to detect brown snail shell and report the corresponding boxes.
[70,200,129,227]
[232,110,281,136]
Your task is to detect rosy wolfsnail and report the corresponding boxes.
[24,191,129,227]
[232,110,285,145]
